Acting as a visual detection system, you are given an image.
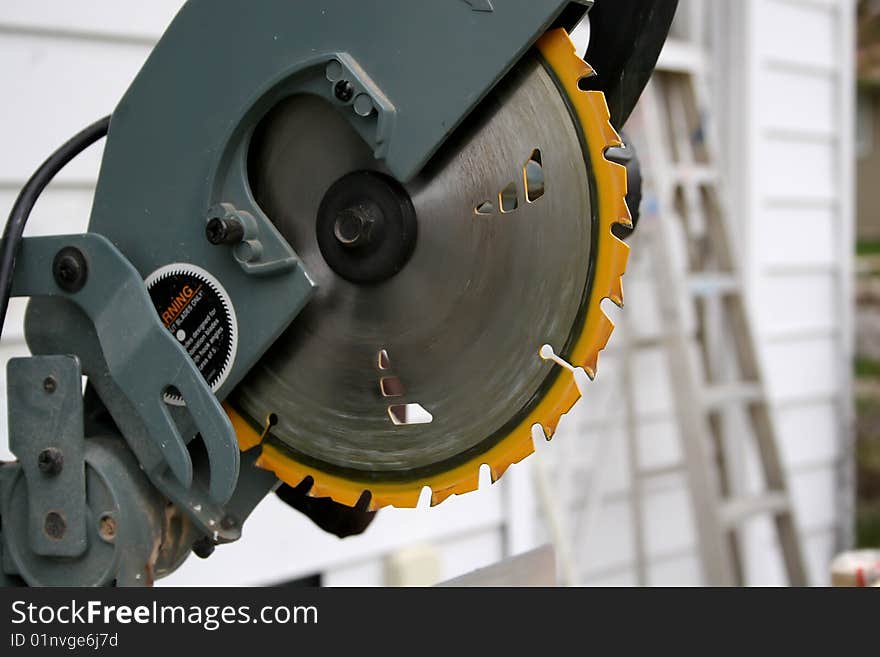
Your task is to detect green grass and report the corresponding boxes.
[857,396,880,416]
[858,241,880,256]
[858,505,880,549]
[856,393,880,548]
[855,358,880,379]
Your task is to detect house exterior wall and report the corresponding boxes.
[0,0,855,586]
[725,0,856,584]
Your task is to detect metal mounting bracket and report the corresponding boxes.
[11,234,240,505]
[7,355,87,558]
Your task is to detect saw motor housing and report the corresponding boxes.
[0,0,674,586]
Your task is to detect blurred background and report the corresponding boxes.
[0,0,867,586]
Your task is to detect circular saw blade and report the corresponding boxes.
[228,29,630,509]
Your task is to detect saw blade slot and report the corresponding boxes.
[499,182,519,214]
[524,149,546,203]
[388,404,434,426]
[539,344,591,393]
[380,377,405,398]
[475,201,496,216]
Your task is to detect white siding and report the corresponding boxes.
[732,0,855,585]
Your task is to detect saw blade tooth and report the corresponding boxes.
[583,357,598,381]
[606,240,629,309]
[588,92,623,148]
[583,312,614,379]
[431,470,479,506]
[552,26,595,80]
[487,436,535,482]
[488,463,506,484]
[489,463,509,483]
[371,488,422,510]
[430,486,457,507]
[609,275,625,309]
[607,162,630,215]
[536,385,581,440]
[614,194,634,230]
[617,238,632,269]
[305,477,357,506]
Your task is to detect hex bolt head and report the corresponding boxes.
[192,536,216,559]
[335,80,355,103]
[206,217,245,245]
[37,448,64,476]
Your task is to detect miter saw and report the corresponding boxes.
[0,0,676,586]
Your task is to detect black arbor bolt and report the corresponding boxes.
[335,80,355,103]
[37,448,64,476]
[206,217,245,245]
[52,247,88,293]
[316,170,418,285]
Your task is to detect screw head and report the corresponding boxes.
[205,218,226,244]
[206,216,245,245]
[220,514,238,531]
[56,257,80,283]
[335,80,355,103]
[43,376,57,394]
[37,448,63,476]
[52,247,88,293]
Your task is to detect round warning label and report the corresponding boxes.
[145,264,238,405]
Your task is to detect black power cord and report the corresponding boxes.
[0,115,110,340]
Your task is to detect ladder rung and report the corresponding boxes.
[672,164,718,185]
[687,273,739,297]
[720,492,790,528]
[702,382,762,410]
[639,463,684,479]
[631,334,665,348]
